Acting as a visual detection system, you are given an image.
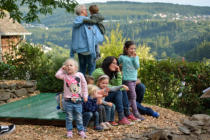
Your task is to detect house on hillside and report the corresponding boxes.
[0,12,31,62]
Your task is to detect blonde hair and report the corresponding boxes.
[63,58,79,71]
[96,75,109,87]
[88,84,99,97]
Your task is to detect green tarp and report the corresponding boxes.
[0,93,65,120]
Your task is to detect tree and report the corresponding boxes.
[0,0,78,23]
[98,24,154,66]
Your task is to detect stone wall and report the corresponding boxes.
[0,80,37,105]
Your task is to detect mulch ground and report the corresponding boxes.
[0,102,187,140]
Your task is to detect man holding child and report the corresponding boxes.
[70,4,104,75]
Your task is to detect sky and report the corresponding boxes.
[76,0,210,7]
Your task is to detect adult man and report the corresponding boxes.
[70,5,104,75]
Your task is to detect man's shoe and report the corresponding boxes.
[0,124,15,136]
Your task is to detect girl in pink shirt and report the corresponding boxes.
[55,58,88,138]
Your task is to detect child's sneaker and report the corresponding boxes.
[0,124,15,136]
[105,122,113,129]
[127,114,137,121]
[134,113,145,121]
[152,111,160,118]
[109,121,118,126]
[67,131,73,138]
[79,131,86,138]
[94,125,104,131]
[100,123,110,130]
[118,117,131,125]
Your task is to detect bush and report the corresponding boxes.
[140,59,210,115]
[2,42,67,92]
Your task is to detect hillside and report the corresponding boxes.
[24,1,210,60]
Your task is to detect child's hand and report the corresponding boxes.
[136,79,141,84]
[94,91,103,98]
[103,87,110,96]
[83,97,88,102]
[132,52,137,57]
[122,85,129,91]
[62,65,66,71]
[97,98,103,105]
[107,102,113,107]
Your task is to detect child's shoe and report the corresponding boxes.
[109,121,118,126]
[94,125,104,131]
[79,131,86,138]
[134,113,145,121]
[118,117,131,125]
[152,111,160,118]
[100,123,110,130]
[105,122,113,129]
[67,131,73,138]
[127,114,137,121]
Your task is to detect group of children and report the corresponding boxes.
[55,4,154,139]
[55,40,148,138]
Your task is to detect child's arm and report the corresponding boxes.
[83,14,104,24]
[83,18,98,24]
[109,85,129,92]
[55,67,66,80]
[80,73,88,101]
[109,85,124,92]
[131,56,140,69]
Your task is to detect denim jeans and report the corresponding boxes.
[121,90,131,117]
[136,83,146,103]
[105,104,115,122]
[135,83,155,115]
[64,100,84,131]
[98,105,106,123]
[83,111,99,127]
[78,53,96,75]
[105,90,125,120]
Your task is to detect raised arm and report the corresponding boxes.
[132,56,140,69]
[55,68,66,80]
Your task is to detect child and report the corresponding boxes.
[83,4,105,60]
[83,84,104,131]
[55,58,88,138]
[96,74,129,126]
[118,41,144,120]
[85,75,95,85]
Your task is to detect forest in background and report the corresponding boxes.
[24,1,210,61]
